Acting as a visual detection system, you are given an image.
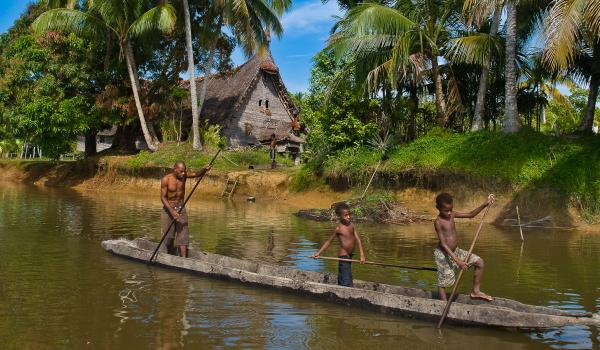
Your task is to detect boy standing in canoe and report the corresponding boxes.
[160,161,211,257]
[310,203,366,287]
[434,193,495,301]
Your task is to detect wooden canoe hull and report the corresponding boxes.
[101,238,600,329]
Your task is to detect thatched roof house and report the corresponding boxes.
[190,50,305,153]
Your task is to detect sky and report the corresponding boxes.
[0,0,342,93]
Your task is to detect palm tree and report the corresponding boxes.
[33,1,177,151]
[502,0,520,133]
[195,0,291,146]
[572,39,600,132]
[542,0,600,133]
[452,2,502,131]
[327,0,461,127]
[181,0,202,150]
[519,54,569,130]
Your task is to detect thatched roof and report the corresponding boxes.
[190,51,299,125]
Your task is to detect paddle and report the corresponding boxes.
[437,203,493,329]
[148,149,221,264]
[307,255,437,272]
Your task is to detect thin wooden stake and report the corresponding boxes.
[516,206,524,241]
[360,160,382,199]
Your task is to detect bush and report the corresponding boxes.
[316,130,600,222]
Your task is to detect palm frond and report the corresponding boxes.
[128,3,177,38]
[48,0,77,9]
[334,4,416,39]
[447,33,502,65]
[543,0,587,69]
[31,8,109,38]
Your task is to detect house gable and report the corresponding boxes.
[224,72,293,146]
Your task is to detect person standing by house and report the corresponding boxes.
[269,133,277,169]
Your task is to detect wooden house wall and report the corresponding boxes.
[223,72,293,146]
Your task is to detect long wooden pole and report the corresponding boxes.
[516,206,524,241]
[308,255,437,272]
[437,204,492,328]
[148,150,221,264]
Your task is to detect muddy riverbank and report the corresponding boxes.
[0,158,596,231]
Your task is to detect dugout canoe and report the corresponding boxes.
[101,238,600,329]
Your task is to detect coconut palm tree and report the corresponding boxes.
[571,38,600,132]
[543,0,600,69]
[450,1,502,131]
[181,0,202,150]
[194,0,291,148]
[327,0,462,127]
[32,0,177,151]
[519,54,569,130]
[501,0,521,133]
[546,23,600,133]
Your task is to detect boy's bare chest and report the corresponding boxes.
[438,219,457,235]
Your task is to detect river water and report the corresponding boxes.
[0,183,598,349]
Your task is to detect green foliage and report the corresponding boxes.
[160,119,178,142]
[125,142,293,170]
[544,88,599,134]
[298,51,378,156]
[200,122,226,150]
[319,130,600,222]
[0,20,109,159]
[290,165,324,192]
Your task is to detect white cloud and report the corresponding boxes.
[281,1,343,35]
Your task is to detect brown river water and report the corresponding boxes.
[0,183,599,349]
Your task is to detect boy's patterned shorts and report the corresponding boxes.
[434,247,480,287]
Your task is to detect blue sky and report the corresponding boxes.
[0,0,342,93]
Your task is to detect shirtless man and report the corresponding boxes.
[160,161,211,257]
[434,193,495,301]
[310,203,366,287]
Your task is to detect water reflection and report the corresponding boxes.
[0,183,598,349]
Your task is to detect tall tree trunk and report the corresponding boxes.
[431,55,448,127]
[408,87,418,141]
[183,0,202,151]
[123,40,158,151]
[112,124,137,153]
[578,75,599,132]
[84,131,97,156]
[577,42,600,133]
[104,32,112,70]
[503,1,521,134]
[472,6,501,131]
[197,17,223,119]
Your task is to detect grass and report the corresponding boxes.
[320,129,600,222]
[124,142,295,171]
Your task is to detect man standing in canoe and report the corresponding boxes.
[161,160,212,257]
